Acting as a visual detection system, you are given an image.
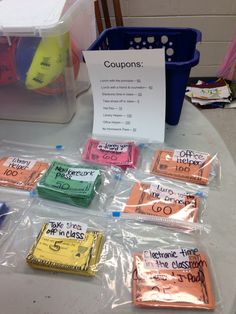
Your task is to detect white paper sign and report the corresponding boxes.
[97,142,129,153]
[46,220,88,240]
[143,248,199,270]
[150,183,186,202]
[64,168,100,181]
[83,49,166,142]
[173,149,209,165]
[3,157,37,170]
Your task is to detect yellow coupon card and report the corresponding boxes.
[26,223,104,276]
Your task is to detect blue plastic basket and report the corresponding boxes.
[88,27,201,125]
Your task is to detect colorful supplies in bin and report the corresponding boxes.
[37,161,102,207]
[0,37,18,86]
[150,148,219,186]
[0,156,49,191]
[15,33,70,90]
[26,221,104,276]
[0,202,9,226]
[132,250,215,309]
[0,0,87,124]
[82,138,139,170]
[124,182,200,222]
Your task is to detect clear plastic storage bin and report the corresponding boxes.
[0,0,86,123]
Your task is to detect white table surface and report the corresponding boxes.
[0,82,236,314]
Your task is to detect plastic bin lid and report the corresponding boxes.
[0,0,81,36]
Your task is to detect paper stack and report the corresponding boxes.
[186,78,232,108]
[27,223,104,276]
[37,161,102,207]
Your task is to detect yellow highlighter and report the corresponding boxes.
[25,32,69,90]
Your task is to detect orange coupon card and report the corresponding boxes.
[132,250,215,309]
[0,156,49,191]
[150,149,212,185]
[124,182,199,222]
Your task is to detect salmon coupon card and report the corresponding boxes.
[124,182,199,222]
[150,149,212,185]
[0,156,48,191]
[132,249,215,309]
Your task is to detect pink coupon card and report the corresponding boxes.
[82,138,139,169]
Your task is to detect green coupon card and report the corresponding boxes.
[37,161,102,207]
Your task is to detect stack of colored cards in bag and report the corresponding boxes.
[150,149,212,185]
[82,138,139,170]
[37,161,102,207]
[0,156,48,191]
[132,249,215,309]
[124,182,200,222]
[26,221,104,276]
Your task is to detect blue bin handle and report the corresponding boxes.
[193,28,202,43]
[167,50,200,69]
[192,49,201,67]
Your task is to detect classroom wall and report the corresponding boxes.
[106,0,236,77]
